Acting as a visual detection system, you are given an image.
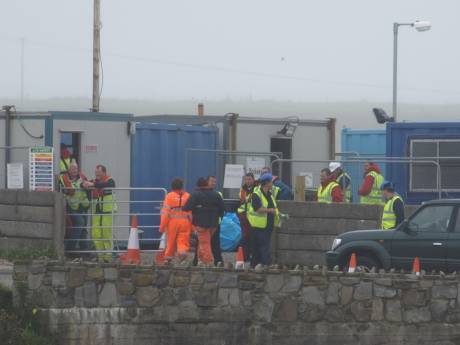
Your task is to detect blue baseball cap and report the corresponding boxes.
[259,173,273,183]
[380,181,394,191]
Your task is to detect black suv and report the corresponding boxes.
[326,200,460,272]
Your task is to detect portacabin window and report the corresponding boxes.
[410,139,460,192]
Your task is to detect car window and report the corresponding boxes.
[454,208,460,232]
[408,205,454,233]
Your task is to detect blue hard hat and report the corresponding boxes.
[380,180,394,191]
[259,173,273,183]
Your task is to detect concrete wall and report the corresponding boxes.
[13,261,460,345]
[276,202,418,266]
[0,190,65,258]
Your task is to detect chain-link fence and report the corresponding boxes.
[185,149,282,198]
[271,158,442,202]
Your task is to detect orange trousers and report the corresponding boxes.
[164,219,191,259]
[196,227,216,264]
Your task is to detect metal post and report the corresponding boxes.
[20,37,25,106]
[3,106,12,188]
[392,22,398,122]
[92,0,101,112]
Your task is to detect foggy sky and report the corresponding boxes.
[1,0,459,104]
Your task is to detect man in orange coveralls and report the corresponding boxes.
[159,178,192,263]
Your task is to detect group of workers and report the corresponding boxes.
[159,168,284,268]
[60,141,404,265]
[59,156,116,262]
[316,161,404,230]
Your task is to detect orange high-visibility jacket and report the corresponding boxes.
[160,191,192,232]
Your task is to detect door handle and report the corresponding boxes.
[433,242,443,246]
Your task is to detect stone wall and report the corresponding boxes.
[276,202,418,266]
[0,190,65,258]
[13,261,460,345]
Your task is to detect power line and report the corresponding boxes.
[1,35,460,96]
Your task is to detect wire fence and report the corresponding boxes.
[184,149,282,198]
[270,158,442,202]
[62,187,167,256]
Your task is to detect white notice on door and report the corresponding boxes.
[7,163,24,189]
[223,164,245,189]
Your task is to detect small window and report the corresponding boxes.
[410,139,460,192]
[408,205,454,233]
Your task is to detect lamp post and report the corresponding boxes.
[393,20,431,122]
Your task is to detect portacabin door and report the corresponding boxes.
[390,204,454,272]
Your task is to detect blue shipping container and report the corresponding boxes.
[341,128,387,202]
[387,122,460,205]
[130,123,218,248]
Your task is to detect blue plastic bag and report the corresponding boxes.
[220,212,242,252]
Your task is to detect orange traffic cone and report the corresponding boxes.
[120,216,141,265]
[235,246,245,269]
[412,257,420,276]
[348,253,357,273]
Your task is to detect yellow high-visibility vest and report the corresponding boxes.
[317,181,339,204]
[381,194,403,230]
[247,188,280,229]
[360,171,384,205]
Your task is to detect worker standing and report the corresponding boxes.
[359,161,385,205]
[247,173,280,268]
[316,168,343,203]
[159,178,192,263]
[381,181,405,230]
[59,162,90,255]
[83,165,116,262]
[60,143,76,175]
[329,162,352,203]
[207,175,224,266]
[183,177,225,267]
[237,173,256,262]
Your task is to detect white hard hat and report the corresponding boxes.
[329,162,341,172]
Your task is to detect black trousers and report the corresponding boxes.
[193,225,223,266]
[250,227,273,267]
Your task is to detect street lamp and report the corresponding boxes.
[393,20,431,122]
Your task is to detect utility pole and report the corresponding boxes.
[92,0,101,112]
[20,37,25,106]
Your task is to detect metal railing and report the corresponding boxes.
[184,148,283,194]
[270,158,442,199]
[62,187,167,256]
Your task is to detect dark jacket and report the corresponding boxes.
[183,188,225,228]
[273,178,293,200]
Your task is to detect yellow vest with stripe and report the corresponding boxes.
[317,181,339,204]
[360,171,384,205]
[92,177,117,214]
[381,194,403,230]
[60,157,76,174]
[237,188,253,214]
[337,172,352,203]
[59,174,89,211]
[271,185,281,200]
[247,187,280,229]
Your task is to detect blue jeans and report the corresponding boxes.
[66,207,88,252]
[250,227,273,267]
